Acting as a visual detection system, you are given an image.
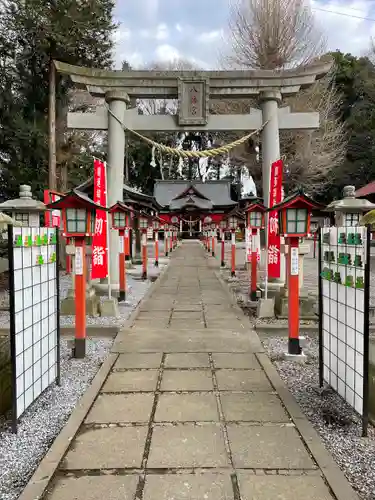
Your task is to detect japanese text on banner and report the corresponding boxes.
[268,159,283,278]
[91,159,108,279]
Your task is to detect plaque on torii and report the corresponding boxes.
[178,78,209,126]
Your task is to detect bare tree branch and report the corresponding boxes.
[224,0,326,70]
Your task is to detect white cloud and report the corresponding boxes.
[156,23,169,40]
[155,44,181,62]
[121,51,144,68]
[114,27,131,44]
[175,23,183,32]
[198,30,222,43]
[311,0,375,55]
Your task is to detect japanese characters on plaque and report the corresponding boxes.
[91,159,108,279]
[267,160,283,278]
[178,78,208,126]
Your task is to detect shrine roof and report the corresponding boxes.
[170,196,213,211]
[154,180,236,209]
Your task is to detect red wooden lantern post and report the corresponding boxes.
[164,223,169,257]
[226,215,240,277]
[47,190,105,358]
[246,202,266,301]
[211,223,216,257]
[219,219,227,267]
[139,212,149,280]
[109,202,132,302]
[271,190,320,356]
[168,225,173,254]
[153,218,160,267]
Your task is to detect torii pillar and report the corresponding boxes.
[260,90,284,293]
[105,90,129,285]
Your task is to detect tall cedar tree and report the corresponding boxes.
[0,0,116,200]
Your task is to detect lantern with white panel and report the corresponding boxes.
[109,202,132,301]
[246,202,266,300]
[271,190,321,358]
[325,185,375,228]
[210,222,217,257]
[226,212,242,277]
[48,190,105,358]
[0,185,46,228]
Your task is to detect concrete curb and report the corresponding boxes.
[18,261,171,500]
[256,353,360,500]
[216,265,360,500]
[18,353,118,500]
[256,323,319,337]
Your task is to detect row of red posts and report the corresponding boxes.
[202,193,319,358]
[46,190,179,358]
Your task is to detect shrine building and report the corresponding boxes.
[153,180,237,238]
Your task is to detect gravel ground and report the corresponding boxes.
[0,254,166,500]
[262,336,375,500]
[0,338,112,500]
[219,246,375,499]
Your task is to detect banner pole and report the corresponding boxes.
[104,161,112,300]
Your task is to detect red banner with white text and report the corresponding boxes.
[91,159,108,279]
[267,159,283,278]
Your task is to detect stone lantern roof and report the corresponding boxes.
[0,185,46,213]
[325,185,375,214]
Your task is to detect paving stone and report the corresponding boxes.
[216,370,273,391]
[102,370,159,392]
[172,312,203,320]
[47,475,139,500]
[155,393,219,421]
[220,393,289,422]
[227,425,315,469]
[237,474,333,500]
[143,473,233,500]
[62,427,147,469]
[212,353,261,369]
[147,424,229,468]
[114,353,162,369]
[164,353,210,368]
[161,370,214,391]
[85,394,154,423]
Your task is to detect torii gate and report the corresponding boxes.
[53,59,332,287]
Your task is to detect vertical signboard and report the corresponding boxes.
[91,159,108,279]
[267,159,283,278]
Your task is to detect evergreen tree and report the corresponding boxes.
[0,0,116,199]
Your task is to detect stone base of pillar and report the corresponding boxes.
[60,286,100,317]
[100,297,119,318]
[259,280,284,299]
[92,282,120,297]
[275,292,317,319]
[125,260,134,269]
[257,297,275,318]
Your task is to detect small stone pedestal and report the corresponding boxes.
[276,242,316,318]
[60,283,101,317]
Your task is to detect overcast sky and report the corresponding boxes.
[112,0,375,69]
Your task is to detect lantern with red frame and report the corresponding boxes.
[246,202,266,301]
[109,202,133,302]
[138,211,150,279]
[47,190,106,358]
[139,212,150,231]
[270,190,322,356]
[225,210,243,276]
[246,202,266,230]
[152,216,160,266]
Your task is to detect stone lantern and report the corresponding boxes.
[0,185,46,227]
[325,185,375,227]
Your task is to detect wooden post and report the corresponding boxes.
[288,237,301,354]
[119,229,126,301]
[154,230,159,267]
[211,229,215,257]
[250,228,257,300]
[231,230,236,277]
[221,230,225,267]
[164,228,169,257]
[48,57,57,190]
[74,238,86,358]
[142,230,147,280]
[125,227,130,262]
[169,229,173,253]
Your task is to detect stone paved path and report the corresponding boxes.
[47,242,344,499]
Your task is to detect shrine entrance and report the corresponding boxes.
[52,59,332,286]
[181,215,200,239]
